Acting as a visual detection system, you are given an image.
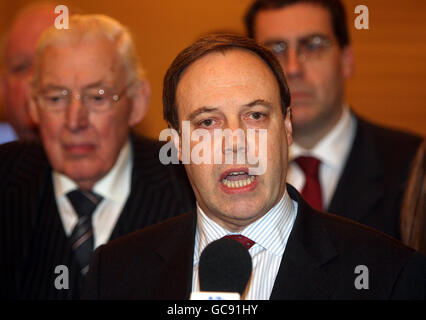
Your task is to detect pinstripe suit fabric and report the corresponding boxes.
[0,135,195,299]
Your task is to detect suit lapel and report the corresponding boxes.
[328,115,384,222]
[154,211,196,299]
[21,170,80,299]
[6,142,51,235]
[110,134,194,240]
[270,186,339,299]
[110,135,168,239]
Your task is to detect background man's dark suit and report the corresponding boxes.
[83,185,426,300]
[326,115,422,239]
[0,135,195,299]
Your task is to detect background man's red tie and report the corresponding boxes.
[295,156,323,211]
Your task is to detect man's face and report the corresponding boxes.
[1,7,55,140]
[30,38,147,189]
[176,49,292,231]
[254,3,353,137]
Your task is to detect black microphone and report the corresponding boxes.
[197,237,252,298]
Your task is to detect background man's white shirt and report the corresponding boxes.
[287,105,357,209]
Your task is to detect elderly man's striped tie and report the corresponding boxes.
[67,190,103,275]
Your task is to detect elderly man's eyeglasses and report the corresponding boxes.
[264,35,333,64]
[35,84,131,113]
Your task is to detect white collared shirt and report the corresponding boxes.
[287,105,357,209]
[53,140,132,249]
[192,190,298,300]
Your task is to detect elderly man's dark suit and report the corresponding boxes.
[82,185,426,300]
[0,135,195,299]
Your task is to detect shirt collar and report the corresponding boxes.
[53,139,132,204]
[290,105,356,168]
[194,189,296,264]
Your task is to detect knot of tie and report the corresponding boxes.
[67,189,103,218]
[223,234,255,250]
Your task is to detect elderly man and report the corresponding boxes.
[83,34,425,300]
[0,3,58,142]
[0,15,194,299]
[244,0,422,239]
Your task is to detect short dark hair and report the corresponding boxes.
[244,0,350,48]
[163,33,291,130]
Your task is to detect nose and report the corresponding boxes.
[282,48,304,80]
[222,117,246,158]
[65,95,89,131]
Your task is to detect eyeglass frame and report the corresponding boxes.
[33,81,135,113]
[263,34,334,64]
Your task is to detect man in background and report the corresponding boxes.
[0,14,194,299]
[0,3,58,143]
[245,0,422,239]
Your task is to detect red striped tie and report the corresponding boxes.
[295,156,323,211]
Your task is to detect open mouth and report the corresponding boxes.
[220,168,257,189]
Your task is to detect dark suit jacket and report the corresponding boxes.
[82,185,426,300]
[0,135,195,299]
[326,115,422,239]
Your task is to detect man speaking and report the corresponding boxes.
[83,34,425,300]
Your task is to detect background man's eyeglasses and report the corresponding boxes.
[35,84,132,113]
[264,35,333,64]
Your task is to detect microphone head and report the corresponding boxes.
[199,237,252,295]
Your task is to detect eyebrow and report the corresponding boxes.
[38,85,68,92]
[264,33,329,45]
[84,80,106,89]
[243,99,273,109]
[187,99,273,121]
[39,80,107,92]
[187,106,219,122]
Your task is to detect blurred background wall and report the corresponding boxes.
[1,0,425,139]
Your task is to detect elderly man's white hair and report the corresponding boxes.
[33,14,144,87]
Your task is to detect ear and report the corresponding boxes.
[128,80,151,126]
[168,122,183,162]
[284,107,293,146]
[341,45,354,79]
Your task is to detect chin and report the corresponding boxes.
[63,164,105,185]
[222,201,265,221]
[292,116,321,134]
